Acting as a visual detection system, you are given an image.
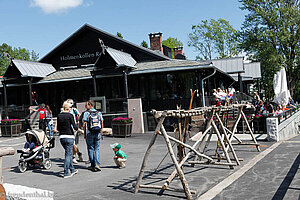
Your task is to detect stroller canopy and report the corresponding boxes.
[25,130,48,146]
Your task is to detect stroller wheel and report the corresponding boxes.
[43,159,52,170]
[18,161,27,173]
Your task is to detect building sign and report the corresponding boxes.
[60,51,101,61]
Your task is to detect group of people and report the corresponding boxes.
[252,92,296,116]
[28,99,127,178]
[213,87,236,106]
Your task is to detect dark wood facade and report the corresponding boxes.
[1,24,234,118]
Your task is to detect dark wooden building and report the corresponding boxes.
[0,24,234,119]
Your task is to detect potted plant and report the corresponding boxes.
[111,117,133,137]
[0,119,22,137]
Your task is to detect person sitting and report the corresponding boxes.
[274,105,283,116]
[255,100,265,114]
[23,134,37,152]
[110,143,127,169]
[287,97,296,109]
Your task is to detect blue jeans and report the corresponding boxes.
[60,138,75,176]
[24,142,35,150]
[86,133,101,168]
[46,119,54,136]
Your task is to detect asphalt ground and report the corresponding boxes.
[0,132,299,200]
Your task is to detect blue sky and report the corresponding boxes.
[0,0,248,60]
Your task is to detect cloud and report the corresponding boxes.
[30,0,83,14]
[84,1,93,7]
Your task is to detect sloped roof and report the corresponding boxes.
[40,24,170,63]
[130,60,234,81]
[134,59,211,72]
[4,59,56,78]
[106,47,137,68]
[39,68,92,83]
[210,57,245,74]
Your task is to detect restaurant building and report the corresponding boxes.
[0,24,254,127]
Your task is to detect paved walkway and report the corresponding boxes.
[1,132,300,199]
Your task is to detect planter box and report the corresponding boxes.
[0,123,22,137]
[112,122,133,137]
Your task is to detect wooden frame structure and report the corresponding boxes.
[134,104,260,199]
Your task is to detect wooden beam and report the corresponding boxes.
[215,114,240,165]
[136,184,197,194]
[188,160,237,166]
[134,116,165,194]
[211,120,234,169]
[160,126,193,200]
[167,135,213,162]
[241,110,261,152]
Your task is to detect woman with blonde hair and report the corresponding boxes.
[55,101,80,178]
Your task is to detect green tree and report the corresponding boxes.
[188,18,239,60]
[162,37,183,58]
[0,43,39,76]
[116,32,123,39]
[162,37,183,48]
[140,40,148,48]
[238,0,300,98]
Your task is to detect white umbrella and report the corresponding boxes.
[273,67,290,105]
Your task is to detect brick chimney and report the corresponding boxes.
[174,47,183,57]
[149,32,163,53]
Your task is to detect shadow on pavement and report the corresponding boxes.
[272,153,300,199]
[106,163,188,199]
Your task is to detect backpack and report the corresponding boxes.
[87,110,102,134]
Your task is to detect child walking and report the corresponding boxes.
[110,143,127,169]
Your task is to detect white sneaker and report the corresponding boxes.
[73,158,78,164]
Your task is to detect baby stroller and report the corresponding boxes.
[17,130,55,173]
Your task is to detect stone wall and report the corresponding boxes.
[267,110,300,141]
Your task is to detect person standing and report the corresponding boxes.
[29,104,46,133]
[65,99,83,163]
[31,91,38,106]
[54,101,80,178]
[45,105,54,137]
[83,100,103,172]
[253,92,260,105]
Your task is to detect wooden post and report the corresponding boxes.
[177,116,184,164]
[241,110,261,152]
[160,125,193,200]
[229,107,243,142]
[134,115,165,194]
[194,109,215,162]
[28,78,33,106]
[92,75,98,97]
[163,125,213,190]
[215,113,240,165]
[123,68,129,99]
[183,90,196,144]
[2,80,8,118]
[211,120,234,169]
[167,135,213,161]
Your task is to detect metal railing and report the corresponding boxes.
[269,107,299,124]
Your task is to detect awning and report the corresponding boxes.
[106,47,137,69]
[3,59,56,79]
